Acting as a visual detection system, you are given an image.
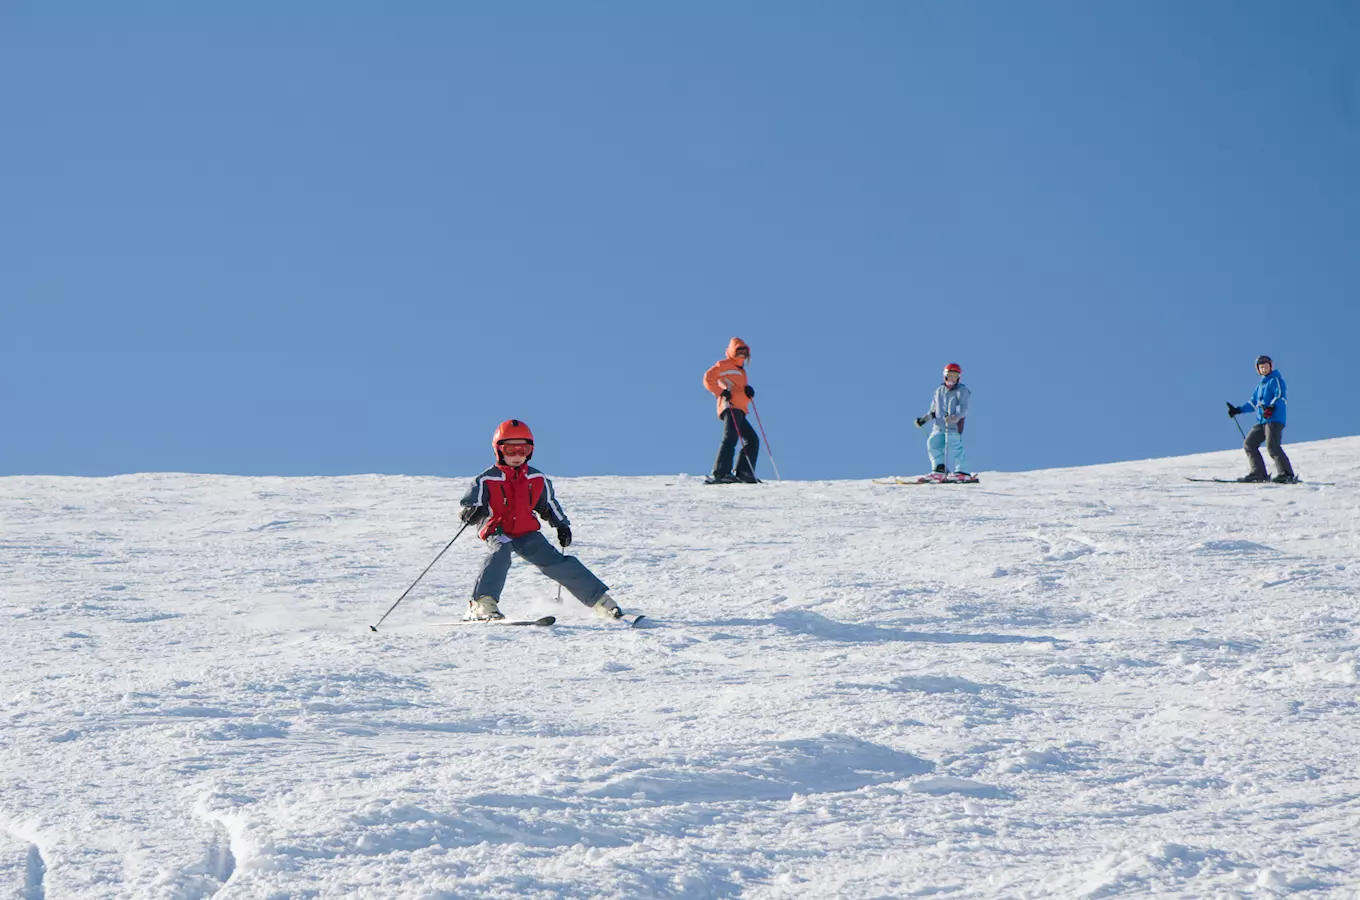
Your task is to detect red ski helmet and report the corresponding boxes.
[492,419,534,462]
[943,363,962,378]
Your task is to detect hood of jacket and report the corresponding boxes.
[726,337,750,365]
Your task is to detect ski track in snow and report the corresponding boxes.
[0,821,46,900]
[1,439,1359,898]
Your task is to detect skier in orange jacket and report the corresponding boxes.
[701,337,760,484]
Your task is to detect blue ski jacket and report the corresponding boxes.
[928,383,970,434]
[1240,370,1287,426]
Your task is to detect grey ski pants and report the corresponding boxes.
[1244,422,1293,478]
[471,531,609,607]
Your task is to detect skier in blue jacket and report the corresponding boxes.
[914,363,971,478]
[1227,355,1296,483]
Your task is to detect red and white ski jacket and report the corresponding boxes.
[460,464,569,540]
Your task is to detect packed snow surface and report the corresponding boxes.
[3,439,1359,898]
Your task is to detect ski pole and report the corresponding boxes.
[749,402,781,482]
[369,522,471,632]
[1228,403,1246,440]
[943,414,951,476]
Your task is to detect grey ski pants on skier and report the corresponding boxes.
[471,531,609,607]
[1244,423,1293,478]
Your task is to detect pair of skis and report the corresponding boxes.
[431,613,647,628]
[1185,477,1334,486]
[874,473,980,486]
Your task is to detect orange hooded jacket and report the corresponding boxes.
[702,337,751,417]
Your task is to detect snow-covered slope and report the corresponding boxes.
[2,439,1358,898]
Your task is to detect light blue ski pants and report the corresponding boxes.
[927,430,968,473]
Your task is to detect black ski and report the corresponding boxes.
[431,616,557,627]
[1185,477,1332,486]
[592,612,648,627]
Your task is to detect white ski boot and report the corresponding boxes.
[591,594,623,619]
[466,596,504,621]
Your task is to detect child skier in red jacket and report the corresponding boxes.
[458,420,624,621]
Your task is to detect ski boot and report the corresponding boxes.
[704,472,738,485]
[466,596,504,621]
[933,464,946,474]
[591,594,623,619]
[1236,472,1269,483]
[1271,473,1299,484]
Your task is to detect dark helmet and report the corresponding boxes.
[492,419,534,462]
[1255,355,1273,369]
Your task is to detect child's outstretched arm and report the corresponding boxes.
[458,477,489,525]
[459,476,488,512]
[533,475,570,529]
[534,476,573,547]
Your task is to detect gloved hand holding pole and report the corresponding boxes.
[1226,402,1246,439]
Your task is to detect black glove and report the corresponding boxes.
[744,385,755,399]
[1262,405,1274,418]
[556,525,572,548]
[460,506,487,525]
[915,414,932,428]
[720,389,731,401]
[1226,403,1240,418]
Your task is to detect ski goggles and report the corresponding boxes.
[498,442,532,457]
[944,373,960,382]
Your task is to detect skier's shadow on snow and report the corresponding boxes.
[704,609,1059,645]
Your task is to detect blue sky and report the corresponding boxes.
[4,2,1357,479]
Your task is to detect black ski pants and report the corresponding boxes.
[713,408,760,480]
[1244,422,1293,478]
